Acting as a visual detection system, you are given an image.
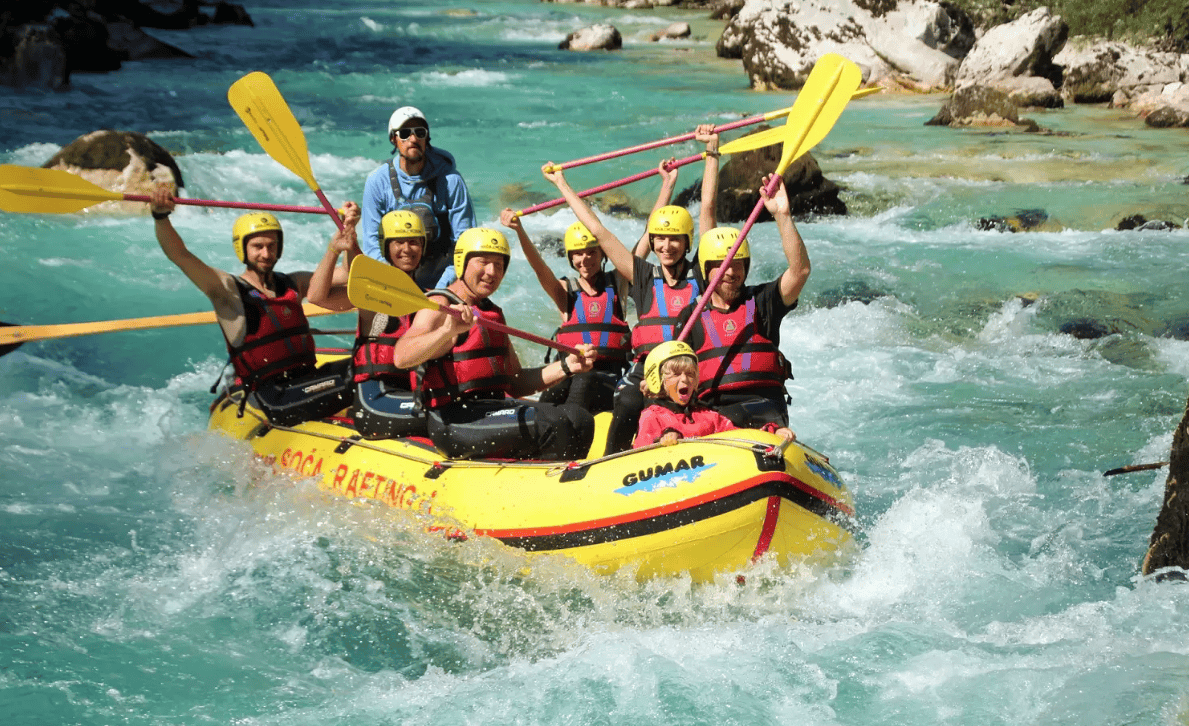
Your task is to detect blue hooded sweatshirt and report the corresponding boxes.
[361,146,476,288]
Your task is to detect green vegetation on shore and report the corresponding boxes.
[950,0,1189,52]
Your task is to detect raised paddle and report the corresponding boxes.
[542,87,880,173]
[0,165,331,216]
[517,131,795,217]
[346,256,580,356]
[227,72,345,231]
[0,303,344,357]
[677,53,862,342]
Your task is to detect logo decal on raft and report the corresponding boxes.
[805,457,841,487]
[616,455,713,495]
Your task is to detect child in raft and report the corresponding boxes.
[635,340,795,448]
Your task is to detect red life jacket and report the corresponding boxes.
[555,276,630,372]
[420,290,512,408]
[629,266,701,362]
[352,312,415,386]
[227,273,316,387]
[694,295,787,396]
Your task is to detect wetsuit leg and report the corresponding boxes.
[605,361,645,454]
[541,371,617,413]
[427,398,594,460]
[710,392,789,429]
[351,379,427,439]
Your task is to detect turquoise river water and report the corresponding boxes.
[3,1,1189,723]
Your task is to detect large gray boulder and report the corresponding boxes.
[1055,39,1187,104]
[717,0,974,91]
[559,24,622,51]
[926,84,1043,130]
[953,6,1068,89]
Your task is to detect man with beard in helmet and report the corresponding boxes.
[360,106,476,290]
[149,184,357,425]
[677,173,808,431]
[392,228,597,461]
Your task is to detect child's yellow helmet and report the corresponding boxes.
[644,340,697,395]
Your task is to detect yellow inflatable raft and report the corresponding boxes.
[208,390,858,583]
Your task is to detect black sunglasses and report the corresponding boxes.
[395,126,428,140]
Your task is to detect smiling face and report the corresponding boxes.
[384,235,425,274]
[463,252,506,298]
[650,234,688,268]
[660,356,699,406]
[243,231,280,276]
[568,247,604,279]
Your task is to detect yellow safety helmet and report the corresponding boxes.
[697,227,749,281]
[646,205,694,249]
[563,221,601,269]
[380,210,426,241]
[453,227,510,279]
[231,212,283,263]
[644,340,698,395]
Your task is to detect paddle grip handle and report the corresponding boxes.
[677,173,781,342]
[521,153,703,217]
[122,194,329,215]
[314,189,345,231]
[550,106,792,172]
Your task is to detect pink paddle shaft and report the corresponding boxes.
[520,154,703,217]
[677,173,782,342]
[433,301,580,357]
[122,194,329,215]
[550,108,788,172]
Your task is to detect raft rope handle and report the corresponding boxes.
[226,401,807,473]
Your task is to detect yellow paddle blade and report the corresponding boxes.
[0,165,123,213]
[777,54,862,174]
[717,83,869,157]
[227,72,320,192]
[0,304,340,349]
[348,256,434,318]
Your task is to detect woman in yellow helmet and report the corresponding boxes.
[309,209,429,438]
[542,124,721,451]
[497,210,632,414]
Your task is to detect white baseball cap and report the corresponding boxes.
[388,106,428,135]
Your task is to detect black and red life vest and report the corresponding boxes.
[352,312,415,387]
[226,273,316,388]
[420,290,512,408]
[555,276,630,373]
[629,266,701,362]
[694,295,787,397]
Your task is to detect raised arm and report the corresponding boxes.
[501,208,566,314]
[542,164,636,284]
[761,174,810,306]
[632,158,681,258]
[306,202,361,310]
[696,123,720,239]
[149,184,236,304]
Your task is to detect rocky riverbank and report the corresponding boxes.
[548,1,1189,129]
[0,0,252,90]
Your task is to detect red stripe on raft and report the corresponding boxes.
[752,496,781,561]
[476,471,851,540]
